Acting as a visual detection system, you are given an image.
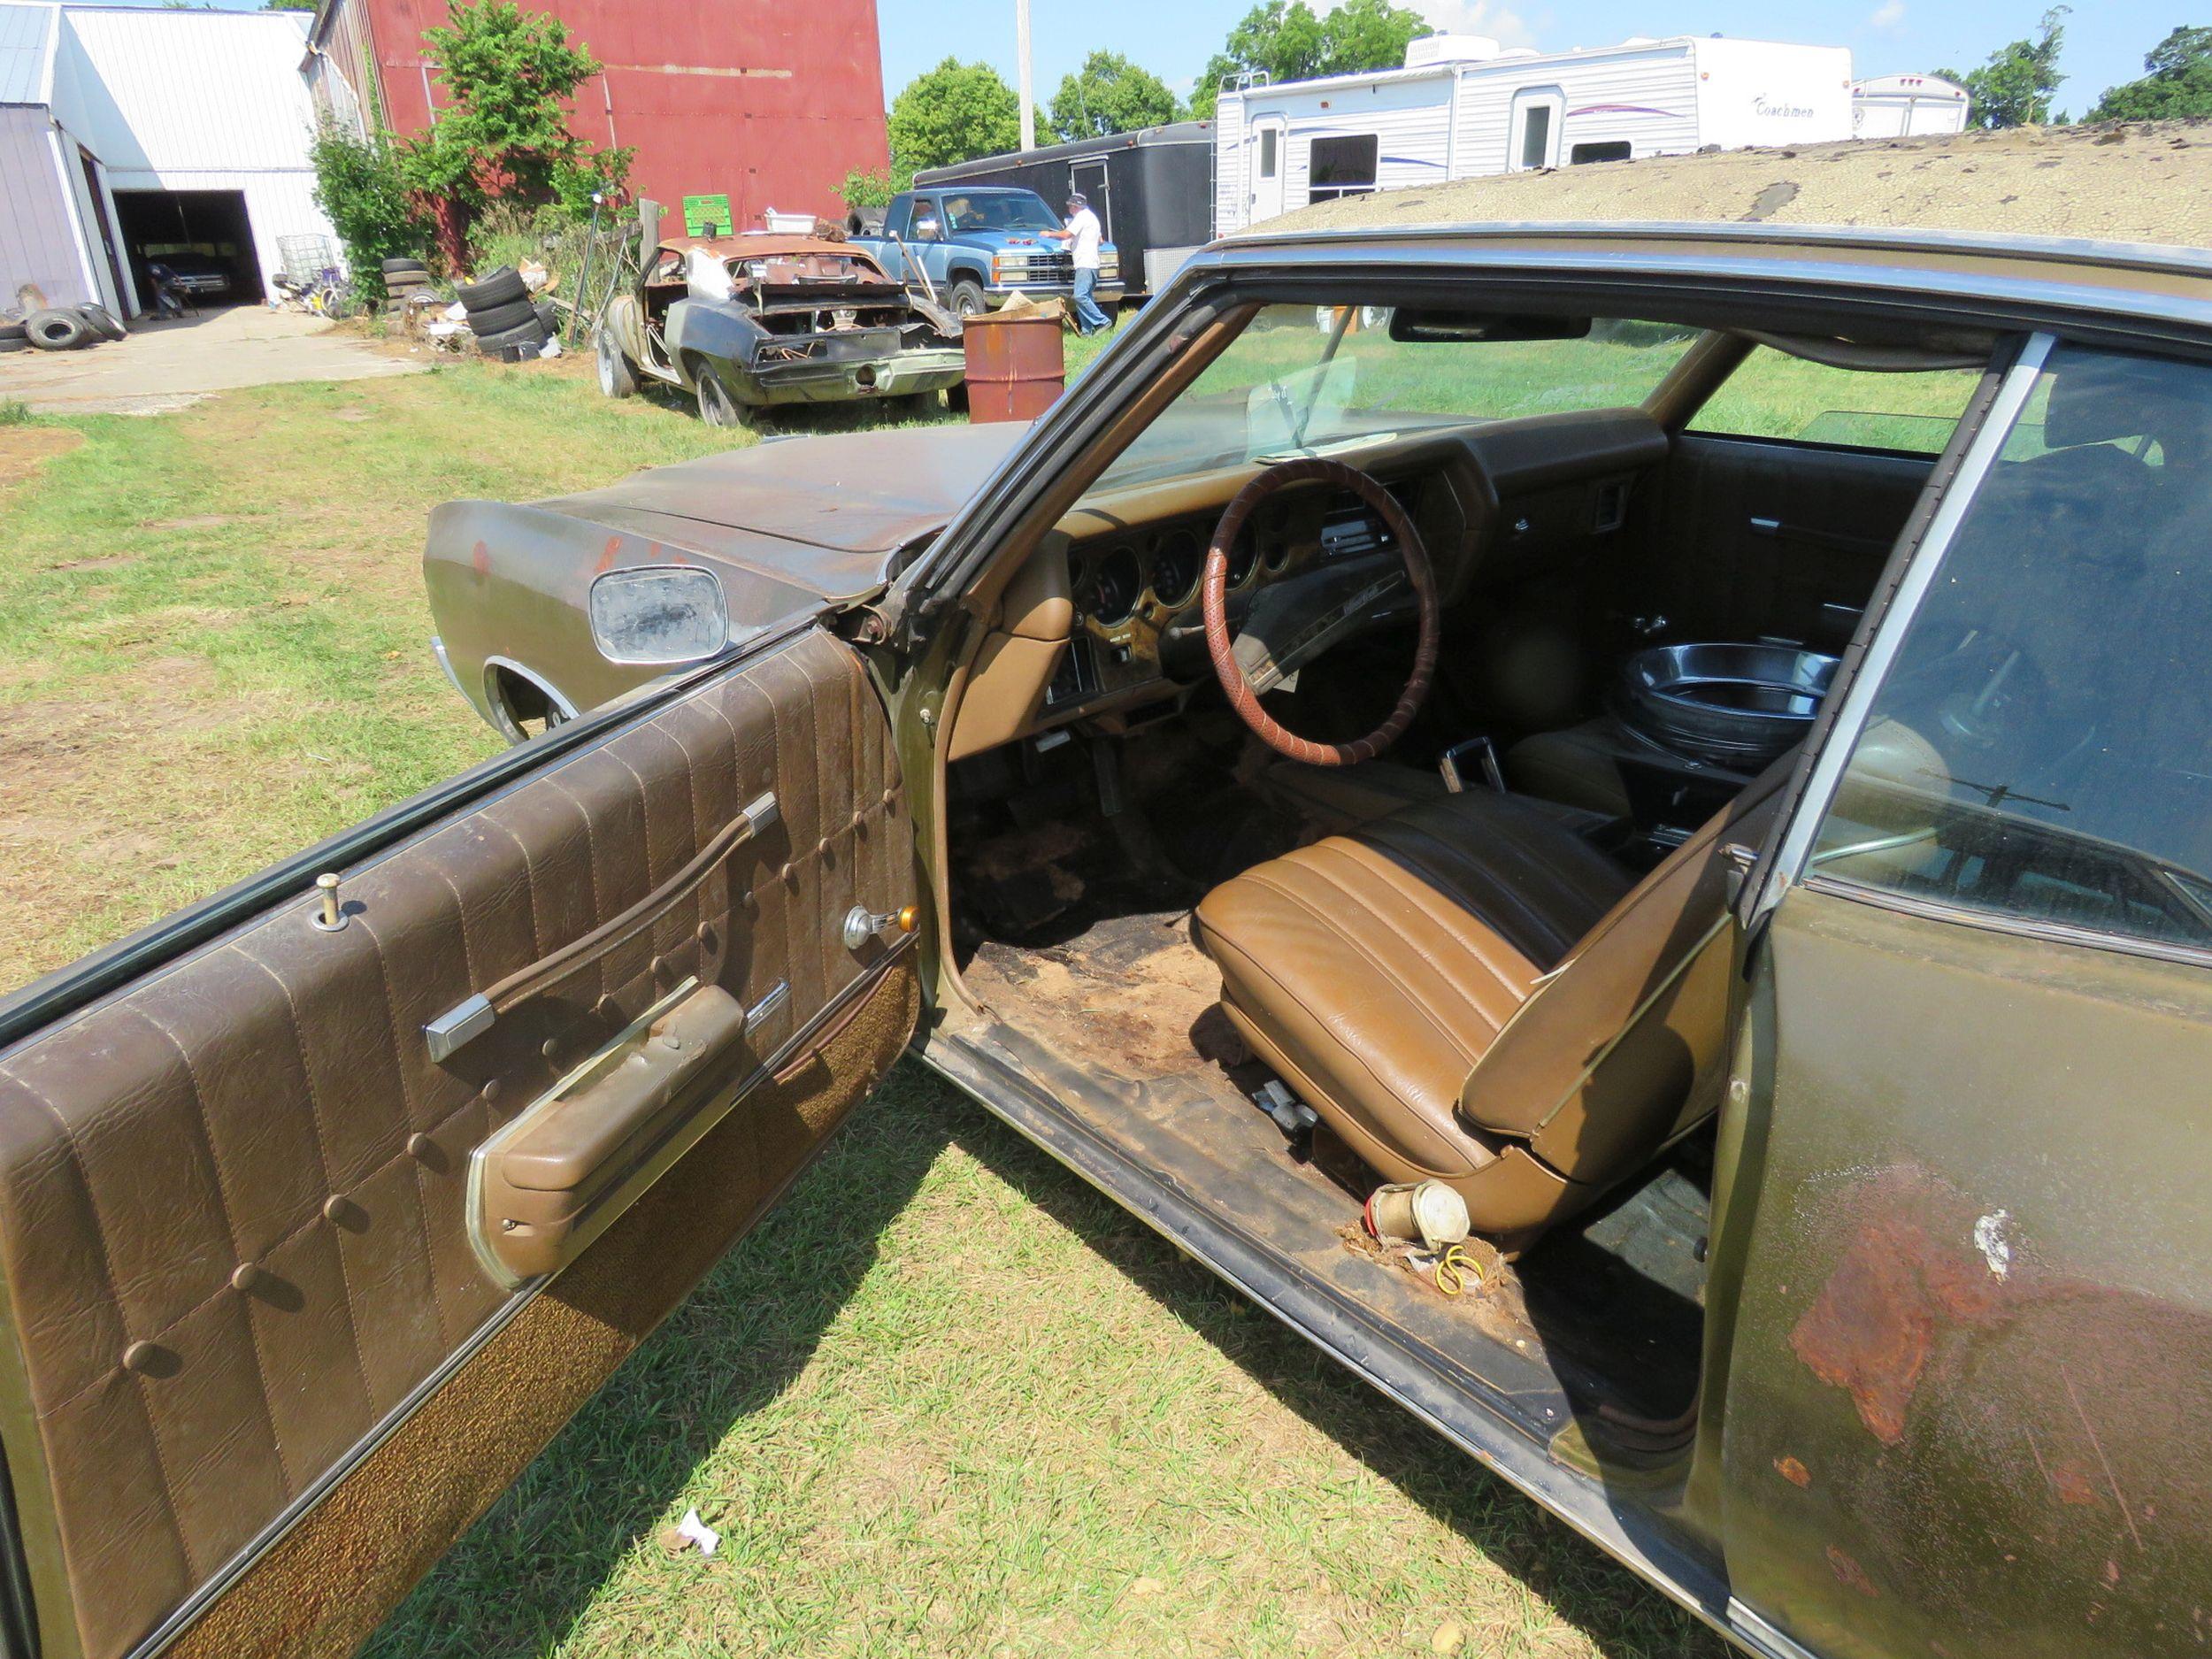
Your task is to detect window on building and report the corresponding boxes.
[1307,134,1379,204]
[1258,128,1279,180]
[1570,141,1632,165]
[1809,343,2212,955]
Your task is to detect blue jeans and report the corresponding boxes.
[1071,267,1110,334]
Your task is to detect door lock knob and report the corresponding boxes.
[842,902,918,951]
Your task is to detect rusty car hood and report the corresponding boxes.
[529,422,1030,600]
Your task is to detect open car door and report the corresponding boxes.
[0,624,918,1659]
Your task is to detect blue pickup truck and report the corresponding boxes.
[850,187,1122,319]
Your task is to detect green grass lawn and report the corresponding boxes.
[0,347,1725,1658]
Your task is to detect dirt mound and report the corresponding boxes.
[1253,119,2212,249]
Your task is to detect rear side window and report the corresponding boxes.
[1693,344,1982,454]
[1809,342,2212,954]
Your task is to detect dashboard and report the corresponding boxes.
[1036,411,1668,724]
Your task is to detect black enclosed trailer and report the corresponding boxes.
[912,122,1214,303]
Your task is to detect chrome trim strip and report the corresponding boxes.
[1759,331,2054,910]
[127,945,911,1659]
[1727,1598,1828,1659]
[745,979,790,1030]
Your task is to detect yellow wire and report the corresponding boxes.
[1434,1243,1479,1297]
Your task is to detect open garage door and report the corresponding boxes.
[112,188,264,306]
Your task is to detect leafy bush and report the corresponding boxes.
[309,120,429,305]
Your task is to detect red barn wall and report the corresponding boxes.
[360,0,887,228]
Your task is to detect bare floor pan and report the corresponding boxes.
[958,904,1709,1447]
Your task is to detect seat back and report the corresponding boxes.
[1458,755,1793,1186]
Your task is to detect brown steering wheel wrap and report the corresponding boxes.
[1202,456,1440,766]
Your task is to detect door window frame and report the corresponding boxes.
[1746,331,2056,927]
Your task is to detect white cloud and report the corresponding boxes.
[1316,0,1540,51]
[1870,0,1906,28]
[1415,0,1538,50]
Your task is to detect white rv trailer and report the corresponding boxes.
[1214,34,1855,235]
[1851,73,1972,137]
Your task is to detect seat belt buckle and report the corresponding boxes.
[1440,736,1506,795]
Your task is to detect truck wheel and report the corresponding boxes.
[595,326,638,397]
[695,363,754,430]
[945,278,988,319]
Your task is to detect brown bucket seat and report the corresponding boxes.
[1193,761,1791,1243]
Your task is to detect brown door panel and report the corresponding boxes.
[1648,435,1933,646]
[0,626,916,1659]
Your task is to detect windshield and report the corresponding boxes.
[941,193,1062,233]
[1092,305,1698,491]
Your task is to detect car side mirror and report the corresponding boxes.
[588,566,729,666]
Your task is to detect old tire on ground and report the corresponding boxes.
[456,266,528,313]
[892,389,942,419]
[475,318,549,357]
[595,326,638,397]
[24,309,91,351]
[381,257,429,276]
[0,334,26,355]
[945,278,988,319]
[76,303,126,342]
[464,296,538,337]
[694,362,753,430]
[533,299,559,334]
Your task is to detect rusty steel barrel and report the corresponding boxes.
[961,309,1065,423]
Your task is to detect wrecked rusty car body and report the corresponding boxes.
[594,233,967,423]
[4,224,2210,1659]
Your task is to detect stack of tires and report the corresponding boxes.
[456,266,554,359]
[381,257,434,317]
[1,305,126,354]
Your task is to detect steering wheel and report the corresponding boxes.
[1202,457,1440,766]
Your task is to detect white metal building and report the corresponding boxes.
[0,3,339,318]
[1215,35,1864,236]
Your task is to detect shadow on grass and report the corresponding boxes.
[372,1058,1720,1656]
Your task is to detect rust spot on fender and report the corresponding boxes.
[1826,1544,1880,1598]
[1775,1455,1813,1488]
[595,536,621,574]
[470,539,491,578]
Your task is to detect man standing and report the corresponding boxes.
[1045,192,1111,337]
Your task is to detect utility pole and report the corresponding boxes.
[1017,0,1035,151]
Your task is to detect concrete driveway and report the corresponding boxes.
[1,303,419,414]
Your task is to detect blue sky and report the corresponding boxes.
[878,1,2184,119]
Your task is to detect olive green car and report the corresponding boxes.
[2,224,2207,1659]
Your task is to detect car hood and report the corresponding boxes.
[529,421,1029,602]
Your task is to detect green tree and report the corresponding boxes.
[888,58,1045,172]
[309,119,426,303]
[2087,26,2212,121]
[1048,50,1180,141]
[1937,6,2069,129]
[1187,0,1427,119]
[397,0,632,265]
